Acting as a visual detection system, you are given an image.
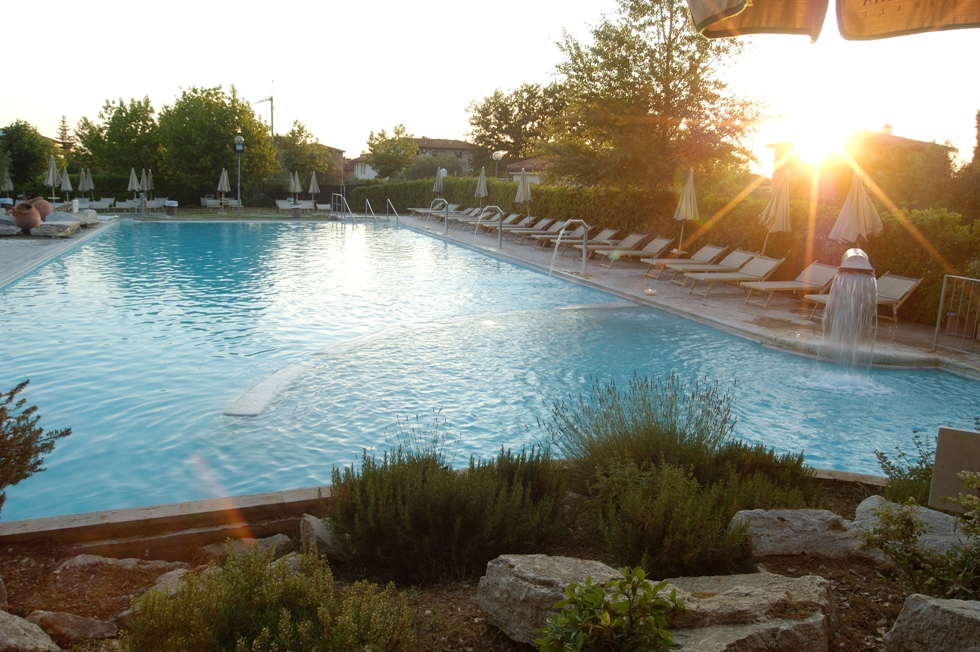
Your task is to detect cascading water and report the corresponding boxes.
[819,248,878,368]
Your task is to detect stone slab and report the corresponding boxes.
[223,363,310,416]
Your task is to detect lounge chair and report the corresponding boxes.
[805,272,924,322]
[89,199,114,211]
[116,199,136,212]
[502,218,553,241]
[205,199,222,212]
[482,214,533,236]
[685,255,785,298]
[560,228,619,256]
[316,201,333,213]
[740,262,839,309]
[225,199,241,210]
[532,223,592,249]
[664,249,757,286]
[514,219,567,244]
[642,244,728,280]
[447,207,481,228]
[571,232,645,261]
[275,199,293,213]
[473,212,522,234]
[598,236,675,269]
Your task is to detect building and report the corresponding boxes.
[505,157,546,184]
[348,137,474,180]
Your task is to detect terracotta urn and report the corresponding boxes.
[29,197,53,219]
[11,203,41,232]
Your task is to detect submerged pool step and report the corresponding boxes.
[224,363,311,417]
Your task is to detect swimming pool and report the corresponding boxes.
[1,221,977,521]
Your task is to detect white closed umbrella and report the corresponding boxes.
[829,174,883,245]
[308,171,320,204]
[432,168,445,195]
[475,166,488,209]
[288,171,301,202]
[76,168,88,194]
[45,155,61,201]
[139,169,149,195]
[2,169,14,197]
[84,168,95,199]
[60,166,72,199]
[128,168,140,198]
[147,169,155,199]
[217,168,231,202]
[759,172,791,256]
[515,167,532,201]
[673,168,698,252]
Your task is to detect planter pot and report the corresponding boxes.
[11,203,42,232]
[29,197,53,219]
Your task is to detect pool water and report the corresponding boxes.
[1,221,978,521]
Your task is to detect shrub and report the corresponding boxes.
[123,547,413,651]
[875,432,936,505]
[535,565,687,652]
[0,380,71,515]
[327,444,568,585]
[861,474,980,601]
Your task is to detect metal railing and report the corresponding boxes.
[363,199,380,227]
[549,219,590,277]
[472,206,505,248]
[426,198,450,235]
[932,274,980,354]
[333,193,358,228]
[386,199,400,226]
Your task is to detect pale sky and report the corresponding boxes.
[3,0,978,178]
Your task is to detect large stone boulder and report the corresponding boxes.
[56,554,185,574]
[47,210,96,226]
[30,221,79,238]
[0,609,60,651]
[26,611,116,647]
[0,224,23,236]
[731,509,864,559]
[477,554,621,644]
[201,534,294,562]
[148,568,190,596]
[854,495,964,555]
[300,514,349,560]
[883,593,980,651]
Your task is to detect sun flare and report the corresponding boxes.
[793,127,847,165]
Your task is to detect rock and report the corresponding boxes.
[46,211,94,226]
[26,611,116,646]
[271,551,303,575]
[0,213,13,224]
[300,514,349,560]
[731,509,867,559]
[883,593,980,651]
[0,576,6,611]
[114,608,134,630]
[673,613,829,652]
[70,209,98,225]
[30,221,79,238]
[149,568,190,596]
[0,609,60,651]
[56,554,185,574]
[0,224,22,236]
[853,496,964,555]
[477,554,622,644]
[201,534,293,562]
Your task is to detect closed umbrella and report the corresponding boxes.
[308,171,320,204]
[217,168,231,204]
[147,169,155,199]
[128,168,140,198]
[432,168,445,196]
[76,168,88,194]
[83,168,95,199]
[45,155,61,201]
[514,168,532,217]
[829,174,883,245]
[475,166,488,209]
[673,168,698,252]
[288,171,301,202]
[759,172,791,256]
[60,166,72,200]
[139,169,149,196]
[2,169,13,197]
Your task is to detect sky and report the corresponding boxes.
[3,0,979,178]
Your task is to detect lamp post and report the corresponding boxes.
[492,150,504,180]
[234,135,244,216]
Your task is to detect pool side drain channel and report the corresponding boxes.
[554,301,639,311]
[224,363,310,417]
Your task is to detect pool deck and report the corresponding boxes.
[0,213,974,552]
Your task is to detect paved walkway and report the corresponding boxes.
[2,214,977,379]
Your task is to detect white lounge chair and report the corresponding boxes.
[805,272,924,322]
[685,255,786,299]
[663,249,757,286]
[741,262,839,309]
[642,244,728,280]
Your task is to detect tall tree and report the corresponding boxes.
[76,97,162,174]
[158,86,278,195]
[539,0,759,190]
[364,125,418,179]
[466,83,567,171]
[277,121,342,186]
[0,120,61,192]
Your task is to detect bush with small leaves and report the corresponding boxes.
[535,565,687,652]
[875,432,935,505]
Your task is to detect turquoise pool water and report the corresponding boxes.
[1,221,977,521]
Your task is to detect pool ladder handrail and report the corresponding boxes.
[363,199,382,227]
[471,205,505,248]
[332,193,358,228]
[386,199,400,226]
[427,198,450,235]
[549,219,590,277]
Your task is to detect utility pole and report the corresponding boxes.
[257,81,274,137]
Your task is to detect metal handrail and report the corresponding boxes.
[471,205,505,248]
[549,219,590,277]
[364,199,380,227]
[426,198,450,235]
[334,193,358,228]
[932,274,980,354]
[386,199,400,226]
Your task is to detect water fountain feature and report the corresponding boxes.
[819,248,878,367]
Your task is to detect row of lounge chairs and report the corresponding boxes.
[74,197,170,212]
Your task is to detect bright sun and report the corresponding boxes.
[792,121,850,165]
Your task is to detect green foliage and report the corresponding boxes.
[124,547,413,651]
[0,381,71,516]
[364,125,418,179]
[466,82,567,172]
[535,566,686,652]
[875,433,936,505]
[327,428,568,584]
[158,86,279,204]
[75,97,162,175]
[861,481,980,601]
[277,121,342,187]
[0,120,61,191]
[400,153,465,181]
[540,0,760,191]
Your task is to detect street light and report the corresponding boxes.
[492,150,504,180]
[234,135,244,216]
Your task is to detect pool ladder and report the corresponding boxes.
[549,219,590,277]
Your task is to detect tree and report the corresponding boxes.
[0,381,71,516]
[402,154,465,181]
[277,121,342,187]
[158,86,278,196]
[0,120,61,193]
[466,83,567,172]
[364,125,418,179]
[539,0,759,191]
[75,97,162,175]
